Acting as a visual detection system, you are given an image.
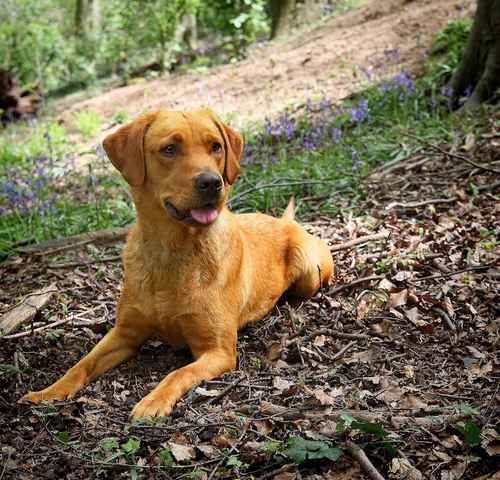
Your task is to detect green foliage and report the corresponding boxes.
[72,111,102,140]
[100,437,120,451]
[121,438,141,454]
[0,363,30,376]
[54,431,70,444]
[426,19,472,85]
[455,420,482,447]
[158,448,175,467]
[283,437,342,464]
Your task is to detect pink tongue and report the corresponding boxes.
[190,207,219,225]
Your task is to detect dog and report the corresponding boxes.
[22,109,334,418]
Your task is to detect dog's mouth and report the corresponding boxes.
[164,201,220,226]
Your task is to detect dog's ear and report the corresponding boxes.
[207,111,243,185]
[102,112,158,186]
[220,123,243,185]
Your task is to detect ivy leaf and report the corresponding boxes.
[226,455,243,467]
[351,420,388,439]
[455,420,481,446]
[121,438,141,454]
[54,431,70,444]
[101,437,119,451]
[283,437,342,464]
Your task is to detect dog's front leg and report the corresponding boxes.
[131,345,237,418]
[21,322,151,404]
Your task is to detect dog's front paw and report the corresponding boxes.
[131,393,176,419]
[20,382,81,404]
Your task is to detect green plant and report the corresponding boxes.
[282,437,342,464]
[72,111,102,140]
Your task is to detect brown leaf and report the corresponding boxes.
[389,289,408,308]
[266,342,282,361]
[197,444,219,459]
[168,443,196,462]
[212,434,236,449]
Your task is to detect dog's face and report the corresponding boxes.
[103,109,243,227]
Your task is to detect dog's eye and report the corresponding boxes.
[211,142,222,154]
[160,144,177,157]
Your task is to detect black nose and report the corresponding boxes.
[194,172,223,195]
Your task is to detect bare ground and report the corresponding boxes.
[57,0,474,138]
[1,110,498,479]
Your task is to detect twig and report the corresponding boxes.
[346,441,385,480]
[228,179,339,206]
[411,264,491,282]
[386,197,458,210]
[301,328,371,343]
[258,464,295,480]
[331,232,389,252]
[330,275,384,295]
[193,378,243,405]
[331,340,356,361]
[48,255,122,269]
[18,225,130,254]
[402,131,500,174]
[3,318,69,339]
[435,308,456,331]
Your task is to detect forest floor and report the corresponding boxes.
[0,113,498,479]
[55,0,475,146]
[1,0,499,479]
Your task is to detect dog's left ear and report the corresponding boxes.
[102,112,158,186]
[207,112,243,185]
[220,123,243,185]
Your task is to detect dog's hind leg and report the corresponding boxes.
[287,230,334,299]
[21,313,152,404]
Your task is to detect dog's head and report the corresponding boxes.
[102,109,243,227]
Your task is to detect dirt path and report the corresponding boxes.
[59,0,474,135]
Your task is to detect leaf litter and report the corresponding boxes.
[0,112,499,479]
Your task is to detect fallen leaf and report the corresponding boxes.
[313,335,327,347]
[197,444,219,459]
[266,342,282,361]
[393,271,413,282]
[390,457,423,480]
[195,387,221,397]
[168,443,196,462]
[273,376,293,393]
[389,289,408,308]
[405,307,427,327]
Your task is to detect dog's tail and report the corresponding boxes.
[282,196,295,220]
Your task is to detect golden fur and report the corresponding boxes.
[21,109,334,418]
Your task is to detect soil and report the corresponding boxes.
[0,110,498,479]
[57,0,475,138]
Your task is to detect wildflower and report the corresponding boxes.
[348,98,369,125]
[392,71,414,95]
[441,85,454,98]
[350,146,363,171]
[330,127,341,143]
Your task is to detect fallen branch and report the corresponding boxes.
[435,308,456,331]
[330,275,384,295]
[17,226,130,255]
[0,284,58,336]
[228,179,341,207]
[346,441,385,480]
[48,255,122,269]
[386,197,458,210]
[3,318,69,339]
[411,264,491,282]
[301,328,371,343]
[331,232,389,252]
[331,340,356,361]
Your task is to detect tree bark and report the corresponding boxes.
[448,0,500,110]
[270,0,297,39]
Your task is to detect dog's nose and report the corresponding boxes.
[194,172,223,195]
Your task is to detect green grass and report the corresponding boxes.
[0,22,488,258]
[72,111,103,140]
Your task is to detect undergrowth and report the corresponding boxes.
[0,22,485,258]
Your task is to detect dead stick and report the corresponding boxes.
[301,328,370,343]
[48,255,122,269]
[435,308,456,331]
[331,340,356,361]
[330,275,384,295]
[386,198,458,210]
[331,233,389,252]
[411,264,491,282]
[3,318,69,339]
[346,441,385,480]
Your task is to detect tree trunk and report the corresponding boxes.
[270,0,296,39]
[448,0,500,110]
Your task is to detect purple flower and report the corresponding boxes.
[441,85,454,98]
[330,127,341,143]
[348,98,369,125]
[392,71,414,95]
[350,146,362,171]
